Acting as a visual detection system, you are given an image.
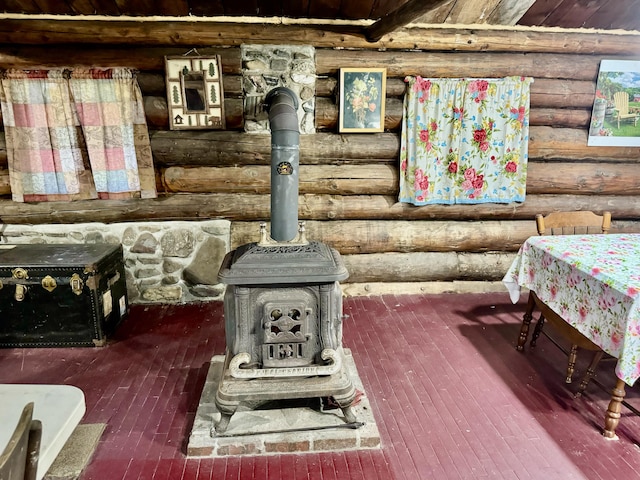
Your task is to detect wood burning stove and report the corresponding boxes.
[212,88,357,433]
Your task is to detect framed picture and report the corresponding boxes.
[588,59,640,146]
[164,55,225,130]
[339,68,386,133]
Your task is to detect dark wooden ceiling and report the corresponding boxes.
[0,0,638,32]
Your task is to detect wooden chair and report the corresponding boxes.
[535,210,611,236]
[613,91,639,129]
[529,211,611,392]
[0,403,41,480]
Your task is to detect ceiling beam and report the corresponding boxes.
[364,0,453,42]
[486,0,538,25]
[414,0,537,27]
[445,0,503,24]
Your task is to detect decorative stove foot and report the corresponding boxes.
[212,413,232,434]
[342,406,356,423]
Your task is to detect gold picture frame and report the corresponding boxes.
[164,55,225,130]
[339,68,386,133]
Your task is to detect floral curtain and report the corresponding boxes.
[0,68,156,202]
[399,76,533,205]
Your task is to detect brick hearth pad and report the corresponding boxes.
[187,349,381,457]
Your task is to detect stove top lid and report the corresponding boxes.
[217,241,349,285]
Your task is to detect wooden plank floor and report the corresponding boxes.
[1,293,640,479]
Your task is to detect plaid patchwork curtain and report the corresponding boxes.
[0,68,156,202]
[0,69,94,202]
[69,68,156,199]
[400,76,532,205]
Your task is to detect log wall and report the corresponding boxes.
[1,23,639,291]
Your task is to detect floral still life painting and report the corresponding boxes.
[339,68,386,132]
[588,59,640,147]
[399,76,532,205]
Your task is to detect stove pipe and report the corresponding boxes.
[264,87,300,242]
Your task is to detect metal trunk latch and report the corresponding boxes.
[14,284,27,301]
[70,273,84,295]
[41,275,57,292]
[12,267,28,279]
[11,268,29,301]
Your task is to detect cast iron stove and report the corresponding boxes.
[213,225,357,433]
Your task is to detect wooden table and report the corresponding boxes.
[503,233,640,439]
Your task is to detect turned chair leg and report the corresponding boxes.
[530,314,545,348]
[516,292,536,351]
[565,344,579,383]
[576,350,605,397]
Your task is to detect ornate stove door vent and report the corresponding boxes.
[262,303,312,367]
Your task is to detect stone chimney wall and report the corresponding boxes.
[242,44,316,134]
[0,220,230,304]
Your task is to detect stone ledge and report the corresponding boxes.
[187,349,380,457]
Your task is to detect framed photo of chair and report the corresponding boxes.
[588,59,640,146]
[339,68,386,133]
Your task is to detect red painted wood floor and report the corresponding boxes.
[1,294,640,479]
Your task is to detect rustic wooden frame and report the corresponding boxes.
[164,55,225,130]
[339,68,386,133]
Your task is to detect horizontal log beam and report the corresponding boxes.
[139,74,595,110]
[342,252,517,282]
[527,162,640,194]
[161,161,640,196]
[230,220,539,254]
[230,218,640,255]
[1,128,632,170]
[147,128,640,167]
[0,19,639,54]
[0,127,636,172]
[526,126,640,161]
[1,75,595,131]
[163,165,398,194]
[0,45,241,71]
[313,97,589,131]
[0,44,628,83]
[143,95,590,134]
[0,193,639,224]
[530,79,595,109]
[529,108,590,129]
[148,131,401,166]
[340,281,507,295]
[314,50,625,81]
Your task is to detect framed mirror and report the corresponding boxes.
[182,72,206,112]
[164,55,225,130]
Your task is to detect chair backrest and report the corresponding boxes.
[536,211,611,236]
[0,402,41,480]
[614,91,630,115]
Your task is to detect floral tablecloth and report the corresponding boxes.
[503,234,640,386]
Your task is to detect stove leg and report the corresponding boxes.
[212,413,232,435]
[341,406,356,424]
